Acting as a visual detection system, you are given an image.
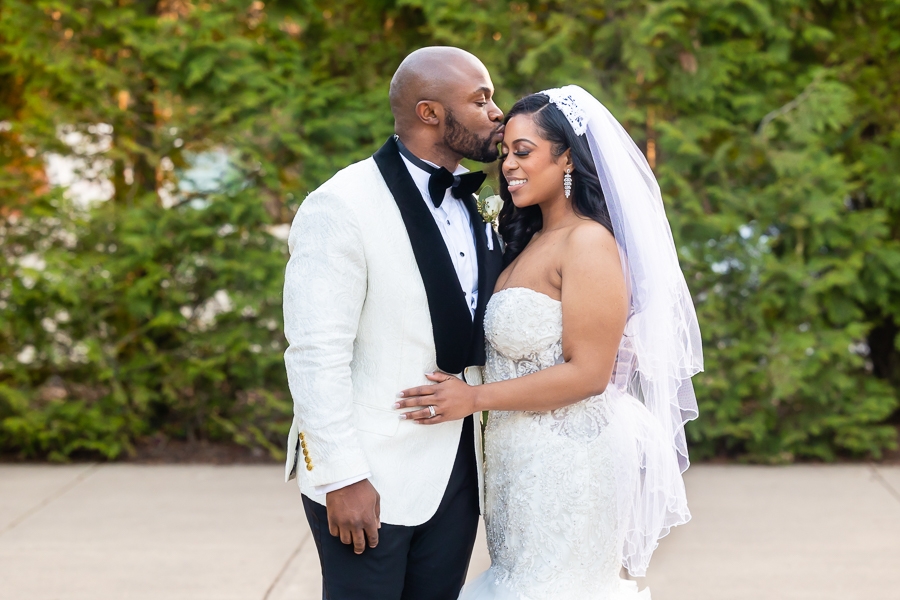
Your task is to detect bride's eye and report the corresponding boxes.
[514,152,530,157]
[499,154,509,162]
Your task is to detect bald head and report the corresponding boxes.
[389,47,491,135]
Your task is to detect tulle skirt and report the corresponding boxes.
[458,567,650,600]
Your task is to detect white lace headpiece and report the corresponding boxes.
[540,87,589,135]
[539,85,704,577]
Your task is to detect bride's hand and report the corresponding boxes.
[394,372,479,424]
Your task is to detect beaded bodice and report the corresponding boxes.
[483,287,609,439]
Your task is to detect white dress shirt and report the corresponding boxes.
[314,153,481,496]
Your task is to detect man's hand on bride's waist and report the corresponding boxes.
[394,372,480,424]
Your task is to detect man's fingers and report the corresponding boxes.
[328,515,339,538]
[352,528,367,554]
[375,493,381,528]
[364,520,379,548]
[339,527,352,546]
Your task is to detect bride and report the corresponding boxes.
[395,86,703,599]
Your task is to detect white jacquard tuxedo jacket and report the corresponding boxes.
[283,136,504,526]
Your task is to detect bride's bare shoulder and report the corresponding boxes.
[559,220,624,298]
[563,220,617,257]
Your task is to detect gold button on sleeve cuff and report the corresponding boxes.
[297,431,312,470]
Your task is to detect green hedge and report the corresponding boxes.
[1,190,289,460]
[1,0,898,462]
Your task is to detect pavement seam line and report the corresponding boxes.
[869,463,900,505]
[0,462,102,537]
[262,533,312,600]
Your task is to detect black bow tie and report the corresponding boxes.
[396,137,486,208]
[427,168,486,208]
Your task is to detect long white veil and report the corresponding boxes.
[540,86,704,577]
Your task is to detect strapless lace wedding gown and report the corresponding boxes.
[459,287,649,600]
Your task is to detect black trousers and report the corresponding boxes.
[302,416,480,600]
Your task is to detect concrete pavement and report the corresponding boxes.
[1,464,898,599]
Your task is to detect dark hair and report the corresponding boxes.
[498,93,613,264]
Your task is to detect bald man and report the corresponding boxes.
[283,47,505,599]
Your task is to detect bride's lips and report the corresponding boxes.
[506,178,527,193]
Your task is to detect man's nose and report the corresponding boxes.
[488,101,504,122]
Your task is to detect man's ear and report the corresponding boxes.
[415,100,443,126]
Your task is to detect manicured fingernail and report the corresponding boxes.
[398,414,407,420]
[392,402,401,409]
[396,392,404,398]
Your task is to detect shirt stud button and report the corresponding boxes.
[460,252,465,257]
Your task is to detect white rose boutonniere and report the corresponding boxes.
[476,186,503,224]
[477,194,503,224]
[476,186,504,252]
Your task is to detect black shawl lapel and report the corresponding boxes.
[373,136,474,374]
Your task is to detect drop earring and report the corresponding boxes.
[564,168,572,198]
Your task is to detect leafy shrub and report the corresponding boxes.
[0,189,290,461]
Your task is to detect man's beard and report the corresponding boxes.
[444,110,500,163]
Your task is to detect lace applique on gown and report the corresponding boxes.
[459,288,650,600]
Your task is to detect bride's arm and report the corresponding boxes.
[396,223,628,422]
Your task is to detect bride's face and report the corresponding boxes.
[500,114,569,209]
